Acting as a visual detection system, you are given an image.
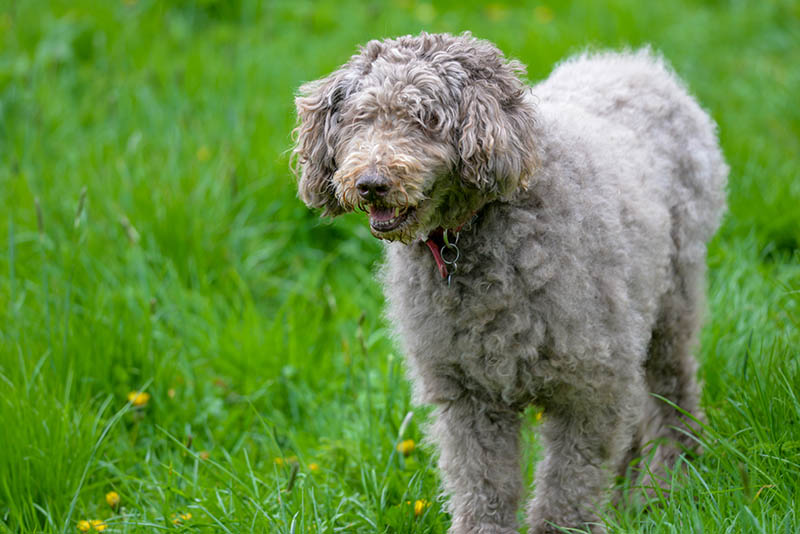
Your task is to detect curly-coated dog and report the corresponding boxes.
[292,32,727,534]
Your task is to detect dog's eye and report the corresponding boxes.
[413,110,440,132]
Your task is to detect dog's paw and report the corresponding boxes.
[526,518,605,534]
[527,507,607,534]
[448,523,519,534]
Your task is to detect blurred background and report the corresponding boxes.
[1,0,798,532]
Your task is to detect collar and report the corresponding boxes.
[421,211,479,282]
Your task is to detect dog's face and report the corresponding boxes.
[292,32,537,243]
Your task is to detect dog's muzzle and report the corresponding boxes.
[356,172,416,234]
[356,173,390,203]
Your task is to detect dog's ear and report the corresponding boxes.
[457,59,538,197]
[292,70,354,216]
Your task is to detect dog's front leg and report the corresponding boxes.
[431,396,523,534]
[525,376,645,534]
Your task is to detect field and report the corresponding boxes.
[1,0,799,532]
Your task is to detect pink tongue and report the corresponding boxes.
[369,206,396,222]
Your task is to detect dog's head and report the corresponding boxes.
[291,32,537,243]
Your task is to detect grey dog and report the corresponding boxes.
[292,32,727,534]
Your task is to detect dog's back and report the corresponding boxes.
[533,49,728,255]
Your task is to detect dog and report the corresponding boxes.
[292,32,727,534]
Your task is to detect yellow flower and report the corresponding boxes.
[397,439,416,456]
[308,462,320,472]
[172,512,192,524]
[274,456,298,467]
[77,520,106,532]
[535,410,543,422]
[414,499,430,517]
[105,491,120,509]
[127,391,150,407]
[196,146,211,162]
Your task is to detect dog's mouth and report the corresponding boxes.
[368,205,416,234]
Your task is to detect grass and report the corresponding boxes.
[0,0,798,532]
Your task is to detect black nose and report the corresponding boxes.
[356,173,391,202]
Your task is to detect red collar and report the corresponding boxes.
[423,229,452,279]
[421,212,478,281]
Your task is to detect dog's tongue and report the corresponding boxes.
[369,206,396,222]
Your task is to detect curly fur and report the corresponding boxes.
[293,32,727,534]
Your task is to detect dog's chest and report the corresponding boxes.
[382,231,554,404]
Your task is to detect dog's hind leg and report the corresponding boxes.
[638,258,706,491]
[430,396,523,534]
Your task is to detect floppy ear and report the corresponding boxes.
[457,65,538,198]
[292,70,352,216]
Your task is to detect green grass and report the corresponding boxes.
[1,0,798,532]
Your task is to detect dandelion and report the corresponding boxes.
[105,491,120,509]
[274,456,298,467]
[77,520,106,532]
[172,512,192,524]
[127,391,150,407]
[535,410,544,422]
[308,462,320,472]
[414,499,430,517]
[397,439,416,456]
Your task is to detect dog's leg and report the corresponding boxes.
[639,260,706,491]
[526,374,646,534]
[431,397,523,534]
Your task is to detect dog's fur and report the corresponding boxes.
[292,32,727,534]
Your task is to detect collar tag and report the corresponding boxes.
[419,211,478,284]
